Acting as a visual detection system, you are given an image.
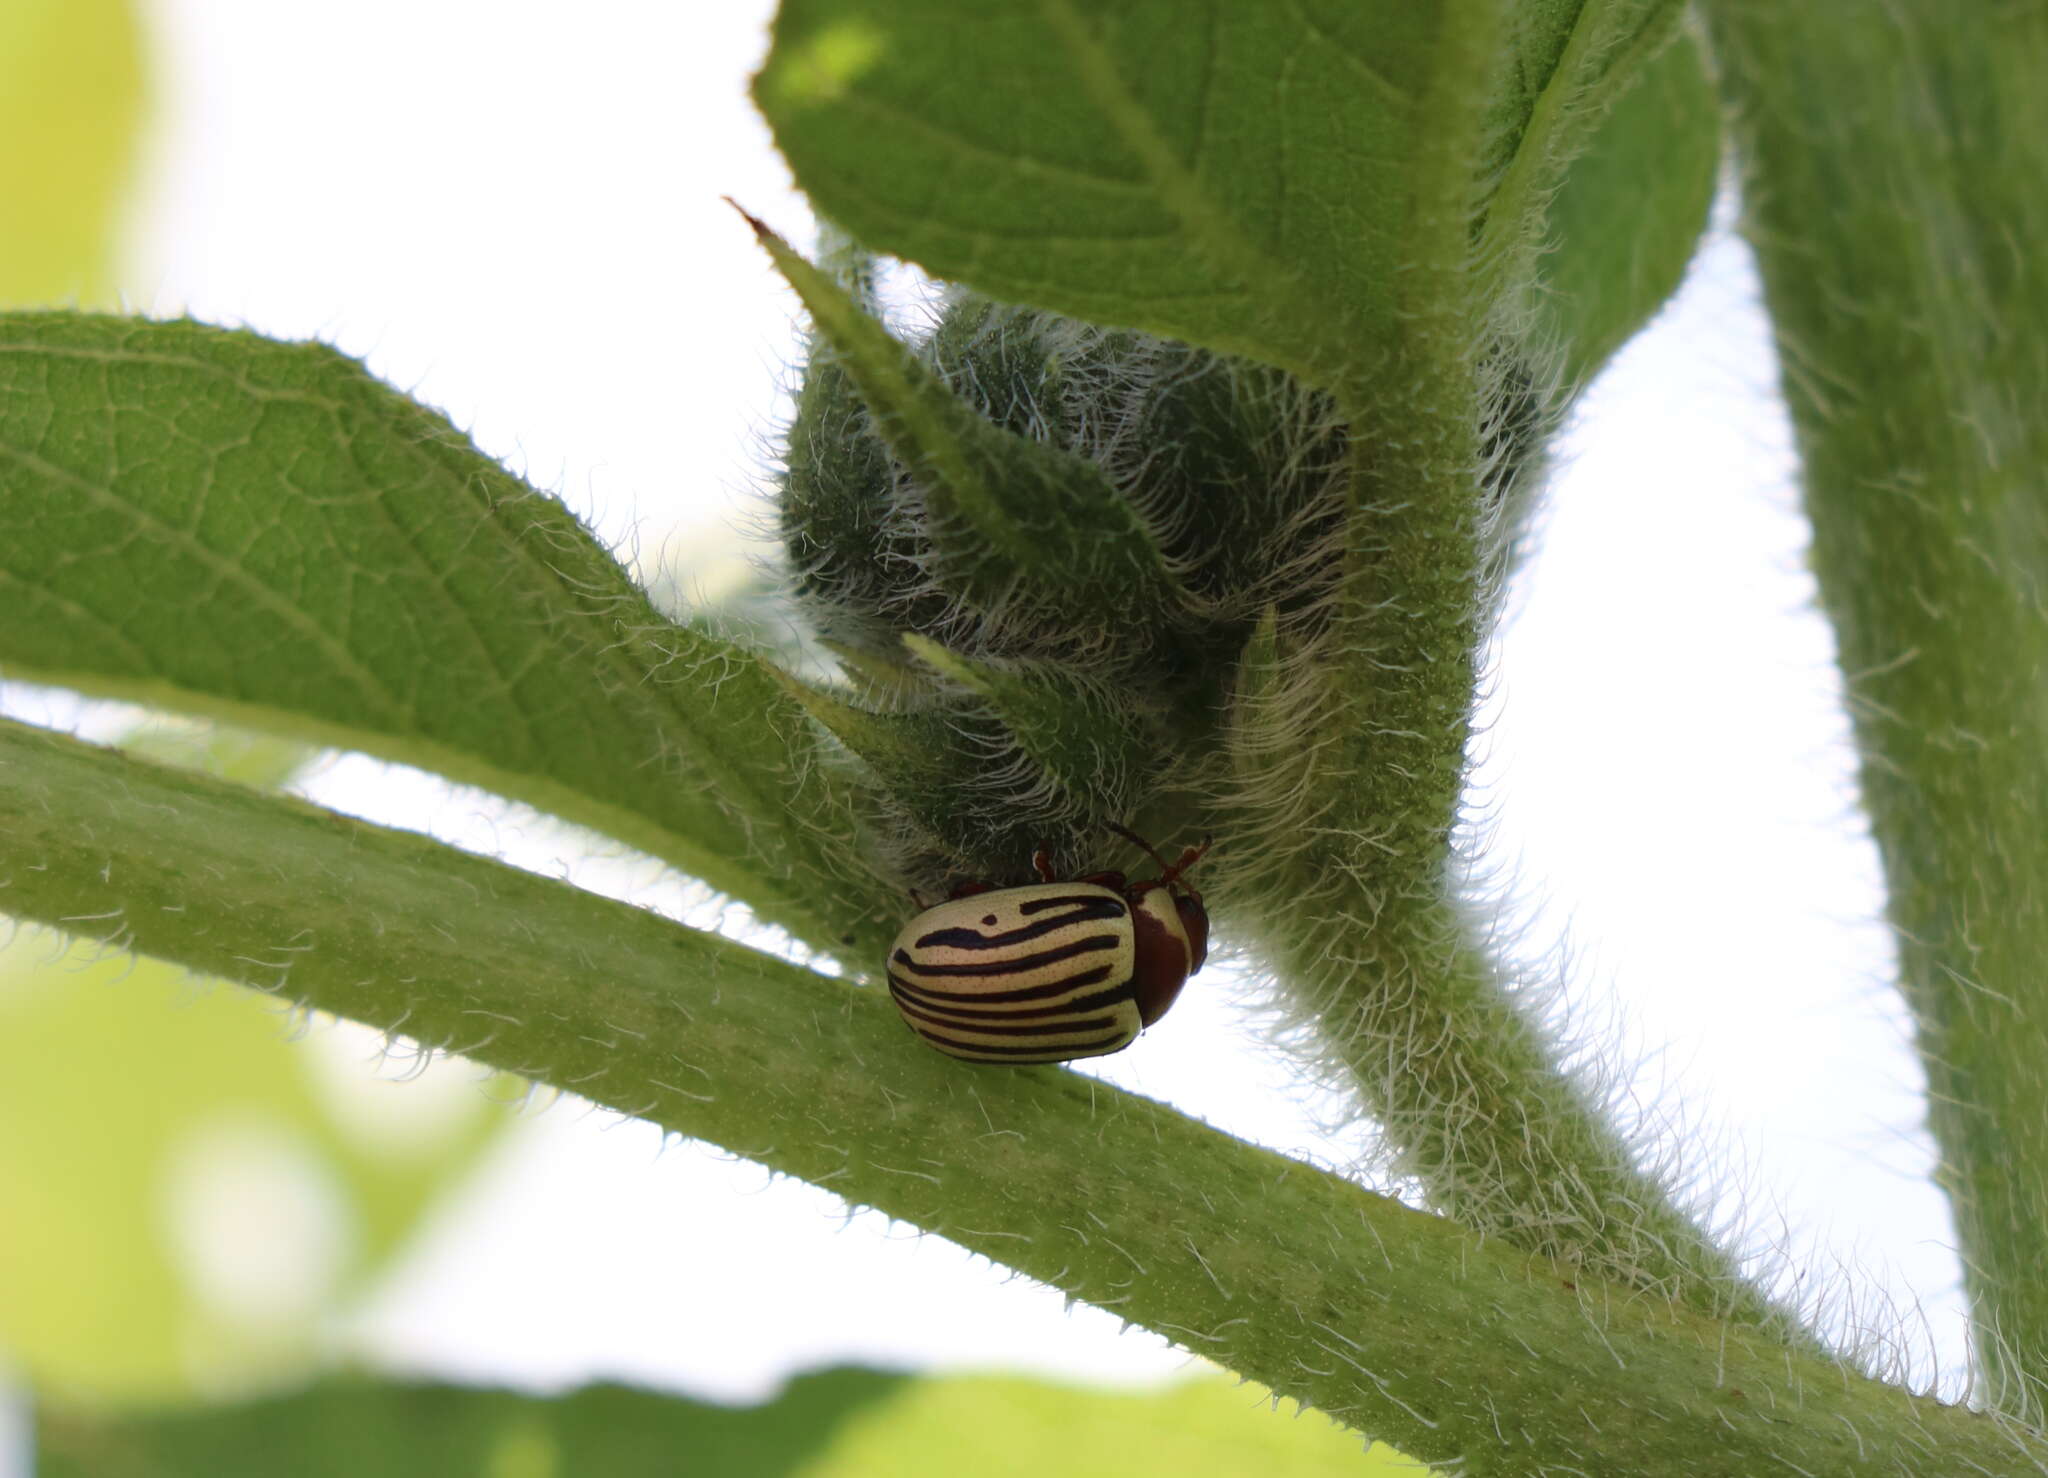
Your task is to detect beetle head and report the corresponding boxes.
[1109,826,1213,986]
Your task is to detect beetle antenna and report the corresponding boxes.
[1105,821,1170,874]
[1109,823,1210,879]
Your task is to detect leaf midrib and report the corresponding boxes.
[1035,0,1374,386]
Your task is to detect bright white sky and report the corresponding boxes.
[14,0,1972,1419]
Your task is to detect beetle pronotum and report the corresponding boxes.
[884,827,1212,1064]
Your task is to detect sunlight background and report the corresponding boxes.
[1,0,1970,1460]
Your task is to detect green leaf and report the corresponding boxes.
[773,663,1067,871]
[1533,29,1720,385]
[754,0,1448,384]
[773,667,962,818]
[747,217,1186,640]
[817,638,930,703]
[0,941,506,1402]
[755,0,1690,392]
[903,633,1153,829]
[3,717,2039,1473]
[34,1369,1419,1477]
[0,0,145,307]
[1699,0,2048,1408]
[0,312,897,959]
[35,1369,908,1478]
[1476,0,1689,274]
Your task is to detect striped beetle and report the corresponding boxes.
[885,827,1212,1064]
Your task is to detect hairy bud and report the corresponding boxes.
[771,266,1354,885]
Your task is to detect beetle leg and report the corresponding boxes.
[1031,847,1058,883]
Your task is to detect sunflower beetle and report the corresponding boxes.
[884,827,1212,1064]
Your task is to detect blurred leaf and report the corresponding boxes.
[36,1371,900,1476]
[0,0,146,306]
[0,728,510,1403]
[1534,29,1721,386]
[808,1371,1418,1477]
[112,722,305,792]
[35,1368,1423,1477]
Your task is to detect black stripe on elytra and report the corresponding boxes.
[889,981,1134,1024]
[919,1027,1132,1059]
[893,934,1120,979]
[888,962,1119,1006]
[897,1002,1123,1038]
[914,895,1124,951]
[1018,893,1125,916]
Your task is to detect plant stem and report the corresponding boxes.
[3,716,2039,1474]
[1225,0,1794,1343]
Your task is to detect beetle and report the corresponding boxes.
[884,826,1212,1064]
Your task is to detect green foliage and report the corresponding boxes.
[1700,0,2048,1418]
[757,0,1431,387]
[0,0,144,307]
[0,943,504,1403]
[756,0,1699,394]
[3,2,2044,1473]
[36,1368,1417,1478]
[0,312,895,959]
[759,0,1762,1344]
[36,1369,908,1478]
[1533,30,1721,386]
[0,729,511,1402]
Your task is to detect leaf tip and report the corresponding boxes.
[723,196,780,249]
[899,632,972,685]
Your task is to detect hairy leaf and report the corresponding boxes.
[1701,0,2048,1409]
[903,633,1153,832]
[756,0,1445,384]
[758,0,1687,391]
[0,313,895,958]
[1534,29,1720,385]
[749,216,1185,638]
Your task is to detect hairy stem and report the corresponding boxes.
[1228,0,1792,1340]
[2,716,2036,1474]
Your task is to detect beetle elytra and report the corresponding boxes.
[885,828,1211,1064]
